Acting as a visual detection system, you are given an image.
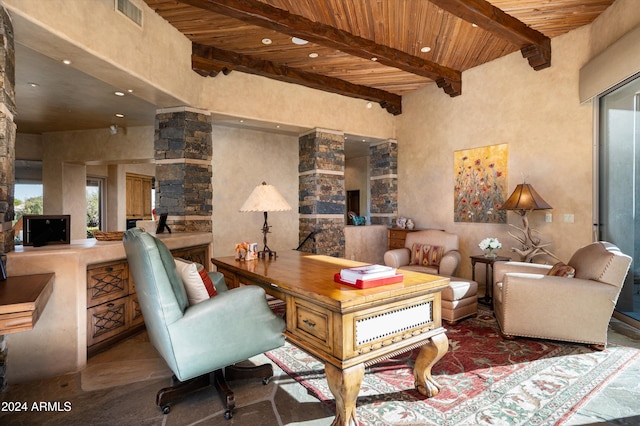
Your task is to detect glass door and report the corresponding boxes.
[598,74,640,325]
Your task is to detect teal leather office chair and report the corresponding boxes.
[123,228,285,419]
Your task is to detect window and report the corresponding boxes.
[87,177,105,237]
[14,183,43,244]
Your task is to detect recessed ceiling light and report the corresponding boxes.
[261,38,272,45]
[366,102,373,109]
[115,113,125,118]
[472,23,478,28]
[371,57,378,62]
[114,91,125,96]
[420,46,431,53]
[292,37,308,45]
[308,52,319,58]
[62,59,72,65]
[28,82,39,88]
[127,89,134,93]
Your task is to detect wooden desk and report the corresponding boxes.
[212,251,449,426]
[0,273,55,390]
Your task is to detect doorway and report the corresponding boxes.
[347,190,360,217]
[598,73,640,325]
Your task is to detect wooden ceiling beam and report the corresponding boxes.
[192,43,403,115]
[179,0,461,97]
[430,0,551,70]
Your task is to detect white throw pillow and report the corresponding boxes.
[174,258,217,305]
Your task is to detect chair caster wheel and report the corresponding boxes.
[161,405,170,414]
[224,409,233,420]
[262,377,271,385]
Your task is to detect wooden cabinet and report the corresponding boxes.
[126,173,153,220]
[86,244,209,356]
[387,228,422,250]
[86,260,141,354]
[86,261,133,351]
[172,245,208,266]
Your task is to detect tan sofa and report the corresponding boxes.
[384,229,477,324]
[493,241,631,349]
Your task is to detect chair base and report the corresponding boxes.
[444,313,476,326]
[156,363,274,419]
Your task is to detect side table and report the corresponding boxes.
[470,255,510,305]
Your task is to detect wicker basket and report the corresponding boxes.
[92,231,124,241]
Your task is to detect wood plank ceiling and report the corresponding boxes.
[143,0,614,115]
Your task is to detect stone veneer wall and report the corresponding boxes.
[299,129,345,257]
[154,107,212,232]
[0,5,14,391]
[369,140,398,225]
[0,7,14,254]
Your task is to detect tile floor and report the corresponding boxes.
[1,316,639,425]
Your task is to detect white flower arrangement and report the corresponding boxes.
[479,237,502,251]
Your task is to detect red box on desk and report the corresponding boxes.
[333,273,404,289]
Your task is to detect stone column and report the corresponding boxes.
[0,5,15,392]
[299,129,345,257]
[369,140,398,226]
[0,6,15,255]
[154,107,212,232]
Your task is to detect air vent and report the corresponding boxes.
[116,0,142,27]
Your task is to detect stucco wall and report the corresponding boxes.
[211,125,299,257]
[397,26,595,279]
[5,0,395,141]
[397,0,640,281]
[41,127,155,238]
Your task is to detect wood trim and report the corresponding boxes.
[430,0,551,70]
[181,0,462,97]
[193,43,403,115]
[0,273,54,335]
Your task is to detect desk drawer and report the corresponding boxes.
[292,299,332,351]
[87,261,129,308]
[87,297,128,346]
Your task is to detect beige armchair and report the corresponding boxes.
[384,229,461,276]
[493,241,631,349]
[385,229,477,324]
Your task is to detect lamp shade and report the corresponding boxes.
[240,182,292,212]
[500,183,552,211]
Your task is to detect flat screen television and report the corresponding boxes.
[23,215,71,247]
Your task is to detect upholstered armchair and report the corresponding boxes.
[493,241,631,349]
[122,228,285,419]
[384,229,461,276]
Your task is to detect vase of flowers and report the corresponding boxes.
[479,237,502,258]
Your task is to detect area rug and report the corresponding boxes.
[266,309,640,425]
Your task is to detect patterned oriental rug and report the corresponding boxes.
[265,309,639,425]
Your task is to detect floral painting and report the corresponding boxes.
[454,144,508,223]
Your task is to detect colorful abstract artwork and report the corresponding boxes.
[454,144,508,223]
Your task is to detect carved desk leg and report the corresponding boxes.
[414,332,449,397]
[325,362,364,426]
